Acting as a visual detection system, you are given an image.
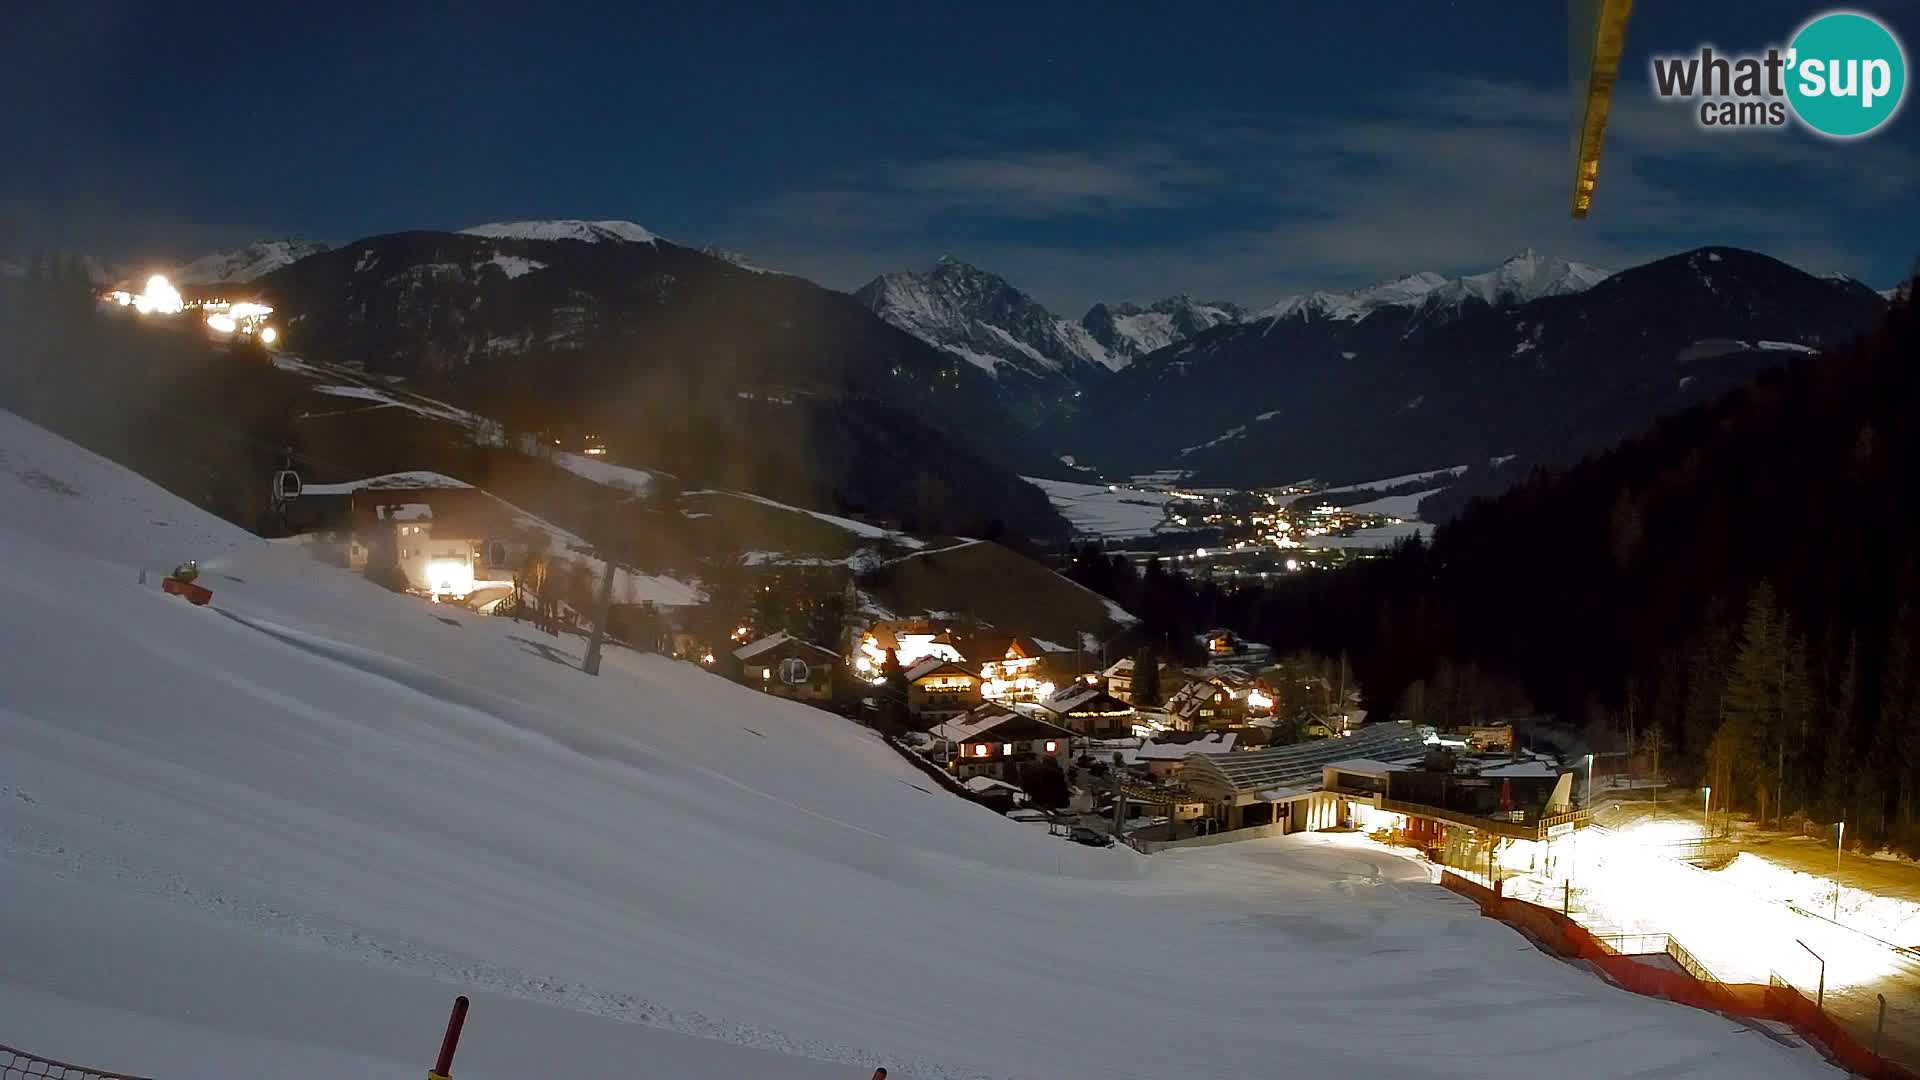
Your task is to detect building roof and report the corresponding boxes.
[963,775,1026,796]
[1041,685,1131,717]
[1182,724,1426,797]
[734,631,795,662]
[931,705,1075,745]
[1323,757,1410,777]
[1167,680,1227,718]
[905,658,976,682]
[733,631,839,663]
[1133,732,1237,760]
[1102,657,1135,678]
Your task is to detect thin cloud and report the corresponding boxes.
[737,75,1916,311]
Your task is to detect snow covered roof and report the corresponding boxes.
[1102,657,1135,677]
[1183,725,1425,795]
[1323,758,1409,777]
[1043,685,1104,713]
[1472,758,1566,778]
[1132,733,1237,761]
[733,632,795,662]
[905,658,974,682]
[930,707,1074,745]
[963,776,1025,796]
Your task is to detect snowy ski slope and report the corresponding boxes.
[0,410,1830,1078]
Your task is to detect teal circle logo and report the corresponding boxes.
[1787,10,1907,137]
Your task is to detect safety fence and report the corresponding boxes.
[2,1044,151,1080]
[1439,872,1915,1079]
[6,999,894,1080]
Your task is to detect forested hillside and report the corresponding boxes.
[1258,279,1920,851]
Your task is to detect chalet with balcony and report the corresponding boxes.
[1033,685,1136,738]
[732,631,843,703]
[931,705,1076,781]
[905,659,982,722]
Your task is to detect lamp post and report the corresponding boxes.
[1835,820,1845,922]
[1703,785,1712,838]
[1586,753,1595,809]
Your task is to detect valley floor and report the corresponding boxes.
[0,409,1835,1079]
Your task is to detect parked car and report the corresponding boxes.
[1066,826,1115,848]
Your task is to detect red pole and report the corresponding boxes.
[430,996,470,1080]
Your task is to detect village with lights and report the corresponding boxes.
[102,274,282,348]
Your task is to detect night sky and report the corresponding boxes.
[5,1,1915,310]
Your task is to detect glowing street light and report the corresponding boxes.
[1703,785,1712,837]
[1585,753,1594,809]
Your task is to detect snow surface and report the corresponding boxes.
[1339,488,1441,520]
[486,253,548,280]
[1757,340,1820,355]
[705,490,926,549]
[299,471,473,496]
[460,220,660,246]
[308,384,485,426]
[172,240,328,285]
[1305,520,1436,549]
[1311,465,1470,497]
[1021,477,1177,539]
[0,410,1834,1079]
[539,447,656,497]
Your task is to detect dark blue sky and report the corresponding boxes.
[5,1,1914,310]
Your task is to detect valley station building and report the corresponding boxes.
[1180,724,1587,864]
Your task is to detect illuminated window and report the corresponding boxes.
[1002,743,1013,756]
[1044,740,1058,752]
[974,743,992,758]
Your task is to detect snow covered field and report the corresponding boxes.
[0,410,1831,1078]
[1021,476,1179,539]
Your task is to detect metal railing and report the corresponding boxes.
[1590,933,1722,984]
[1378,799,1595,842]
[2,1045,152,1080]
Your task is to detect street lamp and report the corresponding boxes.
[1703,785,1712,838]
[1835,820,1846,922]
[1586,753,1595,808]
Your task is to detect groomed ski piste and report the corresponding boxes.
[0,409,1831,1079]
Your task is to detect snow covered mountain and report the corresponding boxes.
[1070,247,1887,489]
[171,239,330,285]
[0,406,1832,1080]
[854,257,1120,383]
[1258,252,1611,324]
[460,219,661,245]
[1081,295,1246,363]
[1419,250,1612,311]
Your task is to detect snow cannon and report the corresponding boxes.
[172,560,201,583]
[162,574,213,606]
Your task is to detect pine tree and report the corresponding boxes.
[1885,591,1918,828]
[880,647,911,735]
[1133,647,1161,706]
[1823,636,1859,822]
[1723,582,1786,819]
